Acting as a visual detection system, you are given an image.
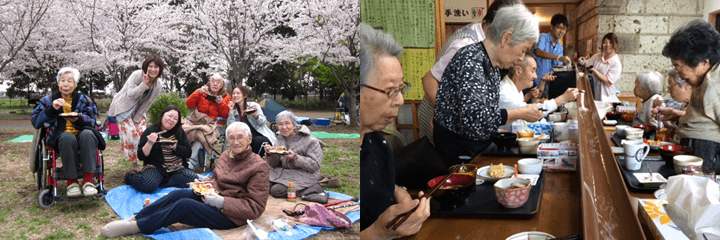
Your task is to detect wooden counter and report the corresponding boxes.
[400,69,647,239]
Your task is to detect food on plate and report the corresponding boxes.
[268,146,289,155]
[645,140,661,146]
[59,112,80,117]
[158,139,177,145]
[244,107,257,113]
[189,182,217,195]
[488,163,506,178]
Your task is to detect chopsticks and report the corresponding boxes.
[156,130,167,135]
[385,166,463,230]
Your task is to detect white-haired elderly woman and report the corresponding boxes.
[184,73,231,170]
[107,55,165,171]
[434,4,543,165]
[659,19,720,173]
[102,122,269,238]
[31,67,104,197]
[263,110,327,204]
[632,71,664,127]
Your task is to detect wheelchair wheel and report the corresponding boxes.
[38,189,55,208]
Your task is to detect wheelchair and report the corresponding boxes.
[33,122,107,208]
[192,117,226,173]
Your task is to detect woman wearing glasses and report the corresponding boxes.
[359,22,430,239]
[657,19,720,173]
[434,4,543,165]
[264,110,328,204]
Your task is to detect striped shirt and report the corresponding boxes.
[161,136,183,172]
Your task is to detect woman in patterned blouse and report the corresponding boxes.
[659,19,720,173]
[434,4,544,165]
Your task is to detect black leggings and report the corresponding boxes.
[125,167,198,193]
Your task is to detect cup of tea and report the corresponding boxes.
[624,141,650,170]
[655,127,671,141]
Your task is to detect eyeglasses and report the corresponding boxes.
[227,136,248,143]
[361,82,411,99]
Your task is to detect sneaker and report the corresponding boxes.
[67,183,81,197]
[83,182,98,196]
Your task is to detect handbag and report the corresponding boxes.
[293,203,352,228]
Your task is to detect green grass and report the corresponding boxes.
[0,98,33,110]
[321,144,359,197]
[44,229,76,240]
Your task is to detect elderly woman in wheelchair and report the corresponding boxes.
[184,73,231,171]
[30,67,103,197]
[124,105,197,193]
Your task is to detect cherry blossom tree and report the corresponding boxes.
[181,0,303,88]
[284,0,360,126]
[0,0,53,73]
[65,0,185,91]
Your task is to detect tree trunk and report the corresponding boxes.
[347,90,358,127]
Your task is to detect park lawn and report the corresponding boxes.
[0,124,359,239]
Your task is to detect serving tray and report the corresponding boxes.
[615,155,675,191]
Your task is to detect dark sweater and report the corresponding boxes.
[137,124,192,177]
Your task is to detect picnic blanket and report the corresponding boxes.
[310,132,360,139]
[105,174,359,240]
[182,109,218,151]
[7,134,33,143]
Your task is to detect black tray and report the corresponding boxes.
[611,133,623,147]
[615,155,676,192]
[481,142,537,157]
[430,170,546,215]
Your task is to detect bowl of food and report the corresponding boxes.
[633,124,656,139]
[427,173,477,207]
[517,158,542,174]
[494,178,531,208]
[448,164,478,179]
[659,145,692,166]
[673,155,703,174]
[622,111,636,122]
[515,129,535,138]
[517,138,539,154]
[267,146,289,155]
[492,132,517,151]
[624,127,644,139]
[605,111,622,121]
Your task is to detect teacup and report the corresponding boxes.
[624,127,644,139]
[624,141,650,170]
[553,122,569,141]
[616,125,630,137]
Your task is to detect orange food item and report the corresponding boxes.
[189,183,217,195]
